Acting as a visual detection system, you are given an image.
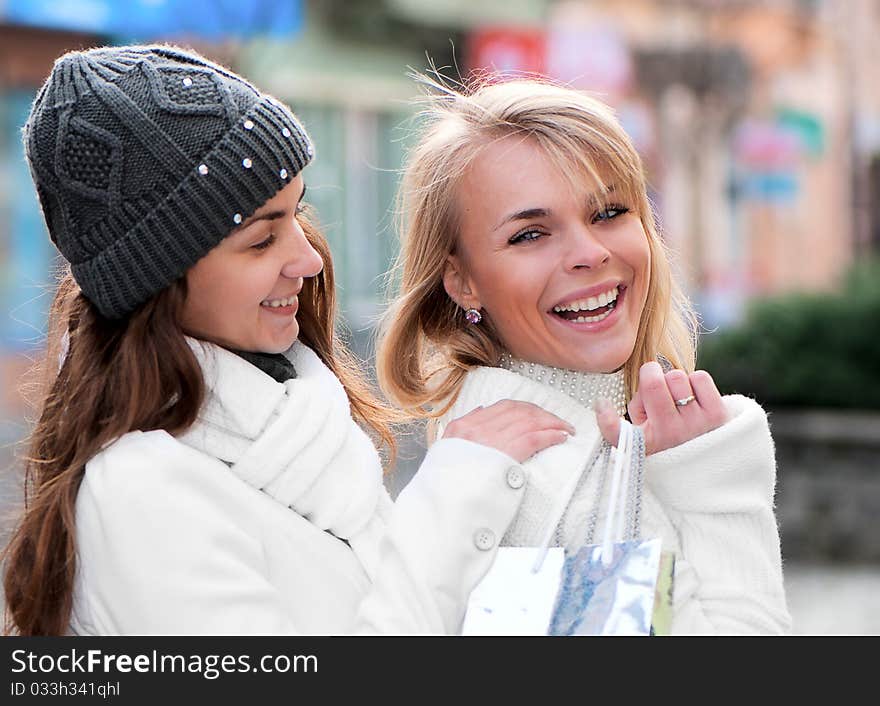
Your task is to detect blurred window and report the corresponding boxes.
[295,103,411,356]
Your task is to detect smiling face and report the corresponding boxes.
[179,174,323,354]
[444,135,651,373]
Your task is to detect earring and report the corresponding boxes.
[465,307,482,324]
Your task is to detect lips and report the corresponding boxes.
[551,284,626,322]
[261,295,297,308]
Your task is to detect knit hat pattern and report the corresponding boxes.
[24,44,313,319]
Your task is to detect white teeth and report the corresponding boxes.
[261,296,295,308]
[572,308,614,324]
[554,286,619,313]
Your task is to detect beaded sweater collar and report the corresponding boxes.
[497,352,627,417]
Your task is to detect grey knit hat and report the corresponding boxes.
[23,44,314,319]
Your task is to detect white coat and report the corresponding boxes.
[436,365,793,635]
[70,341,526,635]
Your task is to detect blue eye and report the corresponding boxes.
[594,205,629,223]
[509,229,545,245]
[252,233,276,251]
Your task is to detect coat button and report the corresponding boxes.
[505,465,525,489]
[473,528,496,551]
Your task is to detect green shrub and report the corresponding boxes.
[696,258,880,410]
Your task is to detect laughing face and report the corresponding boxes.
[179,174,324,354]
[444,135,651,373]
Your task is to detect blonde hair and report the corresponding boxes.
[376,74,697,419]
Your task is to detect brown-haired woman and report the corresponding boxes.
[377,76,792,634]
[1,46,572,636]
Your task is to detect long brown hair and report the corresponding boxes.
[376,75,698,418]
[2,208,398,635]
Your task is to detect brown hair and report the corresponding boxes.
[376,75,698,419]
[2,208,398,635]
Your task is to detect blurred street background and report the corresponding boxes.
[0,0,877,635]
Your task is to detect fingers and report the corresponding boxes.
[627,390,647,426]
[637,361,676,421]
[665,369,698,414]
[478,399,575,436]
[595,398,622,447]
[638,362,702,418]
[689,370,728,428]
[632,362,730,455]
[442,399,575,463]
[509,428,572,462]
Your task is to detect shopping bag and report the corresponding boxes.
[461,547,565,636]
[546,421,674,636]
[549,538,675,635]
[462,420,675,636]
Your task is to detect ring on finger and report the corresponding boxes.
[674,394,696,407]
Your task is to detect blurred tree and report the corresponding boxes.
[697,258,880,410]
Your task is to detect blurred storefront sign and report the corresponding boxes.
[467,27,546,75]
[467,24,633,98]
[1,0,302,40]
[735,171,799,203]
[776,107,824,157]
[732,111,822,204]
[734,113,824,167]
[734,119,801,168]
[545,25,633,97]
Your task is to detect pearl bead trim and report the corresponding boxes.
[497,352,627,416]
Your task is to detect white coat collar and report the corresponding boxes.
[178,339,383,542]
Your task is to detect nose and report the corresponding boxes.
[563,224,611,271]
[281,218,323,280]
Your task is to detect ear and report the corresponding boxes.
[442,254,481,309]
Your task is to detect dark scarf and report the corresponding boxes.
[229,348,297,384]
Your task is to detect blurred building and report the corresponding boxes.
[1,0,880,438]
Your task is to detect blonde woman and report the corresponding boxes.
[377,77,791,635]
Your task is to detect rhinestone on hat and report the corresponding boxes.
[182,77,193,87]
[282,128,291,138]
[279,168,288,179]
[243,119,254,130]
[242,158,252,169]
[233,213,242,224]
[307,144,314,157]
[197,164,209,176]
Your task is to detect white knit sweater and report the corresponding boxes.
[436,363,793,635]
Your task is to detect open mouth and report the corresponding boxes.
[551,285,624,324]
[261,295,297,309]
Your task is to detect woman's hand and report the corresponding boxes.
[442,399,576,463]
[596,361,728,455]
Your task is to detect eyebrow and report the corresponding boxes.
[493,208,550,232]
[491,185,619,232]
[238,185,307,229]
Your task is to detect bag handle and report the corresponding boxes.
[599,419,634,566]
[531,419,639,573]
